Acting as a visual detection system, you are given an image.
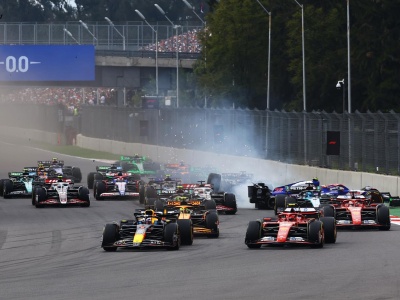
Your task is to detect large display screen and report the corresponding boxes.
[0,45,95,81]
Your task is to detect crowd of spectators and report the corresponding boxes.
[0,29,202,110]
[0,87,118,114]
[140,29,202,53]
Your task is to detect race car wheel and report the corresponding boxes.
[72,167,82,183]
[224,193,237,215]
[274,194,286,215]
[207,173,221,193]
[0,179,4,197]
[267,197,276,210]
[177,219,193,245]
[245,221,262,248]
[285,196,297,207]
[94,181,106,200]
[35,187,47,208]
[204,199,217,211]
[206,212,219,238]
[87,172,97,189]
[94,173,103,181]
[31,187,41,206]
[3,179,13,199]
[377,205,391,230]
[320,217,337,243]
[321,205,335,218]
[308,220,324,248]
[102,224,119,252]
[164,223,180,250]
[154,199,164,211]
[146,186,158,198]
[78,187,90,207]
[145,198,157,209]
[139,184,145,204]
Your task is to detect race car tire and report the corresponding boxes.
[245,221,262,248]
[308,220,324,248]
[207,173,221,193]
[154,199,164,211]
[139,184,145,204]
[146,186,158,198]
[87,172,98,189]
[267,197,275,210]
[321,205,335,218]
[224,193,237,215]
[145,198,157,208]
[274,194,286,215]
[78,187,90,207]
[206,212,219,238]
[164,223,180,250]
[0,179,4,196]
[285,196,297,207]
[3,179,13,199]
[377,205,391,230]
[102,224,119,252]
[72,167,82,183]
[177,219,193,245]
[94,173,103,181]
[31,187,36,206]
[204,199,217,211]
[320,217,336,243]
[94,181,106,200]
[35,187,47,208]
[31,186,42,206]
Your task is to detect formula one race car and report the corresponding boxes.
[329,190,390,230]
[361,186,400,207]
[93,172,141,200]
[32,176,90,208]
[86,164,127,189]
[245,206,336,248]
[154,195,219,238]
[115,155,161,177]
[38,158,82,183]
[0,171,42,198]
[206,174,238,214]
[140,175,182,207]
[101,209,185,251]
[248,182,274,210]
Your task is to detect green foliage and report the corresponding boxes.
[2,0,399,112]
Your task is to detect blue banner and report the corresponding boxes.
[0,45,95,81]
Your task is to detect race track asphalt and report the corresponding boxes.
[1,138,400,300]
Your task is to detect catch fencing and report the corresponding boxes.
[78,105,400,176]
[0,22,204,52]
[1,103,398,176]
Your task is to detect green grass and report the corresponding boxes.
[30,141,121,161]
[389,206,400,216]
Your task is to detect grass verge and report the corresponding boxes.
[28,141,121,161]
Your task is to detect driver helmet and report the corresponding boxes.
[52,157,58,164]
[145,217,152,224]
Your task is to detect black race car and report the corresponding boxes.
[101,209,187,251]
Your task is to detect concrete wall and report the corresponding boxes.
[1,125,399,196]
[75,134,400,196]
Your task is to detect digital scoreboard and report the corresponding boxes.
[0,45,95,81]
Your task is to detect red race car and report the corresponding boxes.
[245,207,336,248]
[330,190,390,230]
